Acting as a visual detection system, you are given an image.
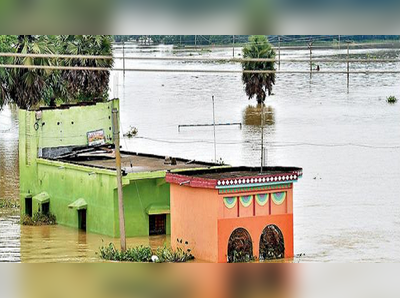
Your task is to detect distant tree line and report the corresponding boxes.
[114,35,251,45]
[114,35,400,45]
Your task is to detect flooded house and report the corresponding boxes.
[166,166,303,263]
[19,99,218,237]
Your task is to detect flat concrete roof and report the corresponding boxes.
[58,150,218,173]
[168,166,303,180]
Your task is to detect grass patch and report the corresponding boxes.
[387,95,397,104]
[0,198,20,209]
[21,212,57,226]
[99,239,194,263]
[230,250,256,263]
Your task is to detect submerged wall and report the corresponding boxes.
[115,177,171,237]
[19,100,118,202]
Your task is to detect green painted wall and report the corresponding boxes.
[19,100,117,203]
[19,99,173,237]
[115,178,171,237]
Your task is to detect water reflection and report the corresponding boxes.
[243,104,275,126]
[0,104,19,201]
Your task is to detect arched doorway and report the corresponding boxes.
[259,225,285,261]
[227,228,254,263]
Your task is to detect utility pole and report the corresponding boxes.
[180,35,182,47]
[122,41,125,77]
[346,41,351,93]
[278,36,281,70]
[308,39,313,80]
[232,35,235,57]
[112,108,126,252]
[195,35,197,48]
[260,103,265,173]
[338,35,341,50]
[212,95,217,162]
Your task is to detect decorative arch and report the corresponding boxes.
[227,228,254,263]
[259,225,285,261]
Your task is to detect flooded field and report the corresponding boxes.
[1,45,400,262]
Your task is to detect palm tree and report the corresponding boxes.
[59,35,113,102]
[0,35,17,109]
[7,35,56,109]
[0,35,113,110]
[242,35,276,104]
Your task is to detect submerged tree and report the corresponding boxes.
[0,35,18,109]
[242,35,276,104]
[59,35,114,101]
[9,35,57,109]
[0,35,113,110]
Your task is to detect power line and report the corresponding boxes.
[6,130,400,150]
[3,64,400,74]
[1,52,400,64]
[0,53,112,60]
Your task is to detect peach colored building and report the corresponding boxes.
[166,166,303,263]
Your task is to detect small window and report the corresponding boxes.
[149,215,166,235]
[25,197,32,217]
[41,202,50,215]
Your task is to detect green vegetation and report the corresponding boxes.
[99,239,194,263]
[230,250,256,263]
[0,198,20,209]
[387,95,397,104]
[0,35,18,109]
[242,35,276,104]
[99,243,153,262]
[0,35,113,110]
[21,212,57,226]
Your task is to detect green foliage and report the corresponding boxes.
[98,239,194,263]
[21,212,57,226]
[154,239,194,263]
[242,35,276,104]
[99,243,153,262]
[0,198,20,209]
[230,250,256,263]
[0,35,113,110]
[387,95,397,104]
[58,35,114,102]
[0,35,18,109]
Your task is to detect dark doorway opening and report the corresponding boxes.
[78,210,87,231]
[259,225,285,261]
[25,197,32,217]
[149,214,166,235]
[227,228,254,263]
[41,202,50,215]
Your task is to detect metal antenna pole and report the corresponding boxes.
[309,39,313,80]
[122,41,125,77]
[112,108,126,252]
[278,36,281,70]
[212,95,217,162]
[233,35,235,57]
[347,42,350,93]
[260,103,265,173]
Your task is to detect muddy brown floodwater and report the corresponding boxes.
[1,45,400,262]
